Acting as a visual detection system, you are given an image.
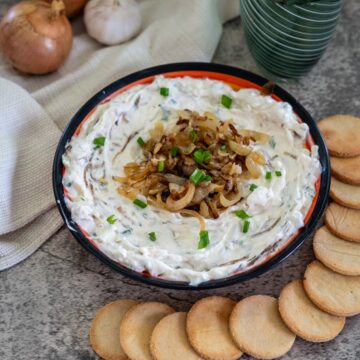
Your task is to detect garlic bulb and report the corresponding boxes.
[84,0,142,46]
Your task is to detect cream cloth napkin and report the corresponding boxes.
[0,0,240,271]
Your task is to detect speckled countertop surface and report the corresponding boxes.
[1,1,360,359]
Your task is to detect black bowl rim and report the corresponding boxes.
[53,62,330,290]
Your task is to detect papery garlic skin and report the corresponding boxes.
[84,0,142,45]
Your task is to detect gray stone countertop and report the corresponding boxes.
[1,1,360,359]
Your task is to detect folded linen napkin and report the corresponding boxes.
[0,0,240,271]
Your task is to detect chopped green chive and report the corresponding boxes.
[190,169,204,185]
[198,230,210,249]
[221,94,232,109]
[158,160,165,173]
[275,170,282,177]
[160,87,169,97]
[148,232,157,241]
[106,214,117,224]
[189,129,198,142]
[243,220,250,233]
[249,183,258,192]
[193,149,211,166]
[265,171,272,180]
[171,147,179,157]
[137,137,145,147]
[133,198,147,208]
[220,144,227,152]
[234,210,251,219]
[190,168,211,185]
[269,137,276,149]
[93,136,105,148]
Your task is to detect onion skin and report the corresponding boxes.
[0,0,73,75]
[46,0,88,17]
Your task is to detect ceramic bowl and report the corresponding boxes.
[53,63,330,289]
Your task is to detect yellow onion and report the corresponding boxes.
[166,182,195,211]
[249,151,266,165]
[163,173,186,186]
[245,155,262,178]
[206,198,220,219]
[238,129,270,143]
[179,144,196,155]
[228,140,252,156]
[219,191,242,208]
[0,0,73,75]
[199,200,210,218]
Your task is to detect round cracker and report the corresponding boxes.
[304,260,360,317]
[330,177,360,209]
[120,302,175,360]
[313,226,360,276]
[279,280,345,342]
[229,295,295,359]
[331,156,360,185]
[325,202,360,242]
[150,312,203,360]
[186,296,242,360]
[318,115,360,157]
[90,299,139,360]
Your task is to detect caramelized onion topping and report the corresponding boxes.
[117,110,268,223]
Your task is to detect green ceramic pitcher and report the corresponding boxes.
[240,0,342,78]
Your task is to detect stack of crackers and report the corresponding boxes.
[89,115,360,360]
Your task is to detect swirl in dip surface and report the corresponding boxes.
[62,76,321,285]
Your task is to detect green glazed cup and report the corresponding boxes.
[240,0,342,78]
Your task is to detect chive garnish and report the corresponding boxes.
[198,230,210,249]
[133,198,147,208]
[234,210,251,219]
[148,232,157,241]
[220,144,227,152]
[171,147,179,157]
[160,87,169,97]
[106,214,117,224]
[190,168,211,185]
[93,136,105,148]
[269,137,276,149]
[193,149,211,166]
[137,137,145,147]
[221,94,232,109]
[243,220,250,233]
[275,170,282,177]
[189,129,198,142]
[265,171,272,180]
[158,160,165,173]
[249,183,258,192]
[190,169,204,185]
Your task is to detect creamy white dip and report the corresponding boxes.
[62,76,321,285]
